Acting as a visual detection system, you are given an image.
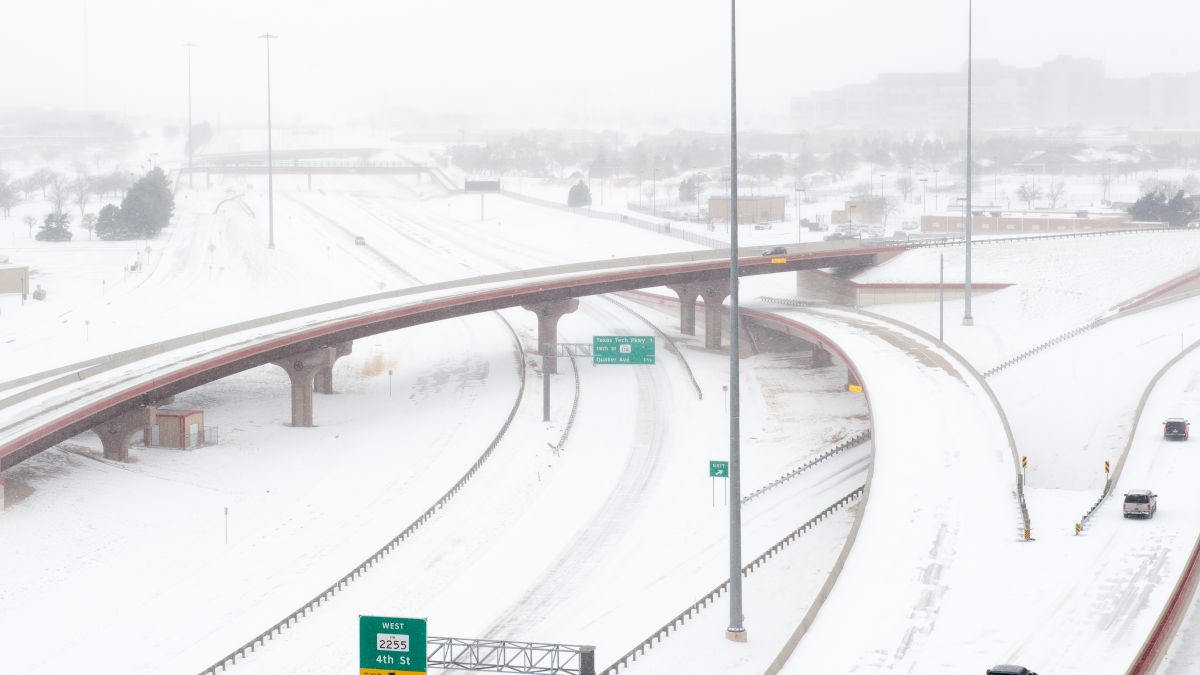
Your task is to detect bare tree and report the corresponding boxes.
[23,214,37,237]
[1100,173,1114,203]
[1046,181,1066,209]
[894,175,915,202]
[71,173,92,220]
[33,168,57,199]
[81,212,97,240]
[48,173,69,215]
[0,172,17,218]
[1017,181,1043,209]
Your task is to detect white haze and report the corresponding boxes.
[1,0,1198,130]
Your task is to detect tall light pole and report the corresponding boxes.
[258,32,278,250]
[963,0,974,326]
[183,42,197,188]
[880,173,887,199]
[920,177,928,214]
[795,186,805,242]
[725,0,746,644]
[934,169,940,211]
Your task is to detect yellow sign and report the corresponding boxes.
[1021,455,1028,469]
[770,257,787,264]
[848,384,863,393]
[1074,523,1082,535]
[363,670,426,675]
[1104,460,1110,473]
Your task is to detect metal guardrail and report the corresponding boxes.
[600,487,864,674]
[428,637,595,675]
[905,225,1184,249]
[551,350,582,453]
[742,429,871,504]
[982,319,1105,377]
[197,316,528,674]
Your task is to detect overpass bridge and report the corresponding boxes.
[0,240,902,470]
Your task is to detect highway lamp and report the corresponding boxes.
[84,319,90,342]
[934,169,940,211]
[920,178,928,215]
[258,32,278,250]
[726,0,746,643]
[939,252,944,343]
[183,42,197,188]
[795,186,806,241]
[963,0,974,326]
[880,173,887,199]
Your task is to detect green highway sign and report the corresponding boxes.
[710,460,729,478]
[360,615,427,675]
[593,335,655,365]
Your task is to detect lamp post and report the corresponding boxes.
[725,0,746,644]
[880,173,887,199]
[258,32,278,250]
[795,186,805,241]
[920,178,928,214]
[652,167,657,216]
[963,0,974,326]
[934,169,940,211]
[183,42,197,188]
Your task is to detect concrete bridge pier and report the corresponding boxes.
[521,298,580,374]
[272,347,338,427]
[667,283,702,335]
[700,280,731,350]
[95,405,160,461]
[847,367,862,390]
[314,341,354,394]
[812,344,834,367]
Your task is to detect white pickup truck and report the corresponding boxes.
[1123,490,1158,518]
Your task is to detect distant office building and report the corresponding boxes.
[792,56,1200,131]
[709,195,786,223]
[920,209,1133,233]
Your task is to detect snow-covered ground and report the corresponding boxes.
[5,163,1200,674]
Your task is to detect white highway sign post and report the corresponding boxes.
[711,460,729,506]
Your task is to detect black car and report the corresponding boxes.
[761,246,787,256]
[987,666,1037,675]
[1164,418,1190,440]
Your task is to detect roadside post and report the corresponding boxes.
[710,460,729,506]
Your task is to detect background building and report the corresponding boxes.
[792,56,1200,131]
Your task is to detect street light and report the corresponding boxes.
[726,0,746,644]
[963,0,974,326]
[183,42,197,188]
[920,177,928,214]
[795,185,806,241]
[880,173,887,199]
[258,32,278,250]
[934,169,940,211]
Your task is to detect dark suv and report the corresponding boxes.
[1164,418,1190,440]
[987,667,1037,675]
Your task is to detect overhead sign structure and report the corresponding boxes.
[360,615,427,675]
[593,335,655,365]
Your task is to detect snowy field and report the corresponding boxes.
[4,166,1200,674]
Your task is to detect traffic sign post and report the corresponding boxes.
[710,460,729,506]
[360,615,427,675]
[593,336,655,365]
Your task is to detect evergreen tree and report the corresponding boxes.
[119,167,175,238]
[1128,189,1168,223]
[95,204,127,241]
[1166,189,1199,226]
[35,212,73,241]
[567,180,592,208]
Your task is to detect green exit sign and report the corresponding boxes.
[359,615,427,675]
[710,460,729,477]
[594,335,655,365]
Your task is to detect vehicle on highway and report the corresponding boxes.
[823,232,847,241]
[1163,417,1190,440]
[987,667,1038,675]
[1123,490,1158,518]
[354,235,366,245]
[761,246,788,256]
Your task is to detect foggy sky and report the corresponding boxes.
[3,0,1198,131]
